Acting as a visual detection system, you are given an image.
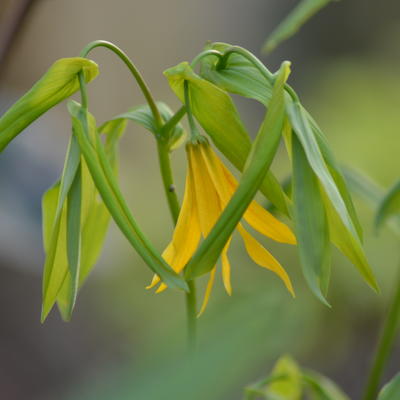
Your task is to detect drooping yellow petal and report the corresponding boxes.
[146,163,201,291]
[237,223,295,297]
[188,144,222,235]
[221,161,296,244]
[197,267,216,317]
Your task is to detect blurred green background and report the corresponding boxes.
[0,1,399,399]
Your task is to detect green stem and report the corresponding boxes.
[184,80,202,142]
[363,264,400,400]
[186,280,197,352]
[79,40,163,128]
[156,141,180,224]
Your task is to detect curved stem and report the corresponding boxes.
[184,80,202,142]
[216,45,299,103]
[190,49,223,69]
[363,263,400,400]
[157,141,180,224]
[80,40,163,128]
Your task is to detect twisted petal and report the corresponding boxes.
[237,223,295,297]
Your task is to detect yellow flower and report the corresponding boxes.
[148,139,296,315]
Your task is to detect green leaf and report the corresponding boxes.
[378,372,400,400]
[41,136,82,322]
[105,101,186,150]
[266,355,302,400]
[164,61,290,216]
[307,111,363,241]
[286,101,378,292]
[303,369,350,400]
[262,0,334,54]
[0,58,98,152]
[56,160,111,321]
[68,100,188,292]
[65,165,82,315]
[185,61,290,279]
[291,134,330,305]
[376,180,400,230]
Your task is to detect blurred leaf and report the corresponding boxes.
[286,101,378,292]
[68,100,188,292]
[265,355,302,399]
[262,0,335,54]
[376,180,400,230]
[378,372,400,400]
[344,168,400,238]
[0,58,98,152]
[105,101,186,150]
[291,134,330,305]
[303,369,350,400]
[185,62,290,279]
[164,61,290,216]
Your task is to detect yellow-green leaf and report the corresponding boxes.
[0,57,98,151]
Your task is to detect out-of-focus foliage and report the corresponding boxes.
[262,0,336,54]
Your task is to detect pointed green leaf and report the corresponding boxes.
[0,58,98,152]
[56,119,124,320]
[292,134,331,305]
[303,369,350,400]
[286,101,378,291]
[185,62,290,279]
[378,372,400,400]
[376,180,400,230]
[262,0,334,54]
[164,61,290,216]
[41,136,81,322]
[68,100,188,292]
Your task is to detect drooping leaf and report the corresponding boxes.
[41,136,82,322]
[376,180,400,230]
[286,101,378,292]
[262,0,335,54]
[185,61,290,279]
[378,372,400,400]
[0,58,98,151]
[291,134,330,305]
[164,61,290,216]
[68,100,188,292]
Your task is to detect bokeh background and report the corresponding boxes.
[0,0,399,399]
